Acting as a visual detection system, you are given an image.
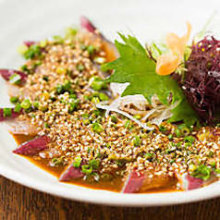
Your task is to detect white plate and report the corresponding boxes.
[0,0,219,206]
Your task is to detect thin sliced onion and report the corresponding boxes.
[96,103,154,131]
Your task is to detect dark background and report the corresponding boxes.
[0,176,219,220]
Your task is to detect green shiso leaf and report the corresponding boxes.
[101,34,198,126]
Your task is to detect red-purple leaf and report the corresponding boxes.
[182,36,220,124]
[0,108,22,122]
[0,69,27,84]
[59,164,84,181]
[13,135,50,156]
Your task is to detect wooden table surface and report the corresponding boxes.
[0,176,219,220]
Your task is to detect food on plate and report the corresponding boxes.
[0,17,219,193]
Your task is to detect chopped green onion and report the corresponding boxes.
[56,80,73,94]
[10,96,19,104]
[65,27,78,38]
[40,40,48,47]
[69,94,77,99]
[89,159,100,169]
[53,35,64,44]
[44,123,49,128]
[209,161,216,168]
[215,169,220,174]
[124,120,133,129]
[24,45,42,60]
[116,159,125,167]
[208,151,214,157]
[144,152,153,159]
[76,64,85,72]
[168,134,173,140]
[82,165,93,175]
[87,45,95,55]
[134,114,141,120]
[21,99,32,109]
[52,158,63,166]
[191,164,211,181]
[14,103,21,113]
[174,128,181,137]
[56,84,64,94]
[93,109,102,117]
[90,76,107,91]
[39,104,48,112]
[188,164,197,172]
[33,101,39,109]
[111,115,118,123]
[20,64,30,73]
[133,136,141,147]
[98,93,109,101]
[43,76,49,82]
[91,97,100,104]
[184,136,195,144]
[73,157,82,168]
[63,80,71,91]
[92,122,103,133]
[32,61,42,69]
[17,44,28,55]
[3,108,12,117]
[56,67,67,74]
[69,99,79,113]
[159,125,167,133]
[9,74,21,85]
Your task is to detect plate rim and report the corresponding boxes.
[0,159,219,207]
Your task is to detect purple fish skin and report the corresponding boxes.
[0,108,21,122]
[0,69,27,83]
[122,171,145,193]
[59,164,84,181]
[13,135,50,156]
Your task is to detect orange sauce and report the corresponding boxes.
[13,134,179,193]
[13,134,123,192]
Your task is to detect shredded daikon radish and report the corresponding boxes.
[96,103,154,130]
[97,82,177,128]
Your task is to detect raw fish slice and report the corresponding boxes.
[13,135,50,155]
[0,69,27,84]
[122,171,172,193]
[121,171,145,193]
[80,16,99,36]
[0,108,21,122]
[59,164,84,181]
[80,16,118,61]
[140,173,173,192]
[7,83,21,97]
[177,173,218,190]
[6,119,39,136]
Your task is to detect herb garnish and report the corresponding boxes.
[102,34,199,126]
